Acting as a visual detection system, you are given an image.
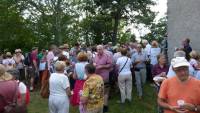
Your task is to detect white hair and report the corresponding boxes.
[142,39,148,44]
[174,51,186,58]
[54,61,66,71]
[97,45,104,50]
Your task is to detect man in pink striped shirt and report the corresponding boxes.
[93,45,112,113]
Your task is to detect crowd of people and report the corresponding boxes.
[0,38,200,113]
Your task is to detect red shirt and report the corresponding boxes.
[31,50,38,67]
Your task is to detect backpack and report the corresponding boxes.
[24,53,31,66]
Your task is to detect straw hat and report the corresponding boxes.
[63,44,69,49]
[0,64,13,81]
[6,52,12,57]
[59,45,64,49]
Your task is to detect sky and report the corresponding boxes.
[128,0,167,40]
[151,0,167,21]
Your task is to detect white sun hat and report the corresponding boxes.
[171,57,190,68]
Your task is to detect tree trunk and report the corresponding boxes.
[54,0,62,45]
[112,8,121,45]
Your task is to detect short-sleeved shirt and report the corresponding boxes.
[113,52,122,63]
[0,80,17,112]
[158,76,200,113]
[31,51,38,68]
[82,74,104,111]
[47,51,55,70]
[152,64,169,77]
[75,62,88,80]
[148,48,161,65]
[2,58,15,65]
[94,53,112,82]
[19,82,27,94]
[3,58,16,70]
[189,59,198,68]
[116,56,132,75]
[144,44,151,55]
[13,55,25,69]
[49,73,70,97]
[131,51,147,69]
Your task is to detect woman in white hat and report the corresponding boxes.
[2,52,16,70]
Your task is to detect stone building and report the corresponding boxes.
[167,0,200,59]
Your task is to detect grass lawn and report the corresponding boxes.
[28,83,158,113]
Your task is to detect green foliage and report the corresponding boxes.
[141,17,167,43]
[0,0,36,52]
[0,0,164,51]
[77,0,156,45]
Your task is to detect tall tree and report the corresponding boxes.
[21,0,78,45]
[0,0,36,51]
[78,0,156,45]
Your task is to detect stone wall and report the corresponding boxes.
[167,0,200,60]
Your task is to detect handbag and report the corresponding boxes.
[0,81,27,113]
[119,58,128,73]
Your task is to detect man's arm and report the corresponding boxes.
[157,97,173,110]
[66,87,71,97]
[182,103,200,112]
[157,97,187,113]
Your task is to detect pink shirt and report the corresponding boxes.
[47,51,54,70]
[94,53,112,82]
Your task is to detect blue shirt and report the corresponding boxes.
[131,51,147,69]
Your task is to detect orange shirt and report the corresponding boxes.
[158,76,200,113]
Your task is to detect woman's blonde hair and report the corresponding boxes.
[77,52,88,62]
[151,40,159,48]
[190,50,199,60]
[54,61,66,72]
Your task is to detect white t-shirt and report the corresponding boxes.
[189,59,198,67]
[3,58,15,65]
[3,58,16,70]
[18,82,27,94]
[148,48,161,65]
[144,44,151,55]
[62,51,70,59]
[116,56,132,75]
[113,52,122,63]
[49,73,70,97]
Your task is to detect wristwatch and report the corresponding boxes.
[194,105,198,112]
